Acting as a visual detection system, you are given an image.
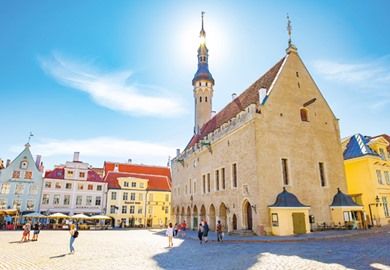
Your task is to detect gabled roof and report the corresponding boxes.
[371,134,390,153]
[104,171,171,191]
[343,134,379,160]
[104,162,171,181]
[44,167,104,182]
[269,188,309,207]
[330,188,362,207]
[186,57,286,149]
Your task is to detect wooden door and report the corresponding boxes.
[292,213,306,234]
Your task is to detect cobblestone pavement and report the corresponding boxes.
[0,226,389,270]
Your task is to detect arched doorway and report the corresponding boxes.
[243,200,253,230]
[193,205,198,230]
[200,205,206,223]
[209,204,216,231]
[232,214,238,230]
[219,203,228,232]
[186,206,191,229]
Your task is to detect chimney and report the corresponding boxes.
[35,155,42,169]
[128,159,132,164]
[39,162,44,172]
[114,164,119,172]
[6,159,11,167]
[73,152,80,162]
[232,93,237,100]
[176,149,180,157]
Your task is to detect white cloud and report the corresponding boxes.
[38,52,185,117]
[313,57,390,89]
[10,137,176,168]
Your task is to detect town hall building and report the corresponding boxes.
[171,14,352,236]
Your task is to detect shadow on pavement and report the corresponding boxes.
[49,254,68,259]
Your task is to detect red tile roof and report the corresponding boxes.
[44,167,104,182]
[186,57,285,149]
[104,171,171,191]
[104,162,171,181]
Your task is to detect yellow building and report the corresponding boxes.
[342,133,390,227]
[105,171,171,228]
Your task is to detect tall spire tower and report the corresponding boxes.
[193,11,214,134]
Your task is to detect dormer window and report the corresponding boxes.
[379,148,386,160]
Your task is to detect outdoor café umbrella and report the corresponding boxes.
[70,214,91,220]
[89,215,110,220]
[23,212,47,218]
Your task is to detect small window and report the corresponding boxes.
[132,182,136,188]
[232,163,237,188]
[67,170,74,177]
[66,183,72,189]
[79,172,85,178]
[243,184,249,195]
[200,96,202,103]
[88,184,93,190]
[377,170,384,184]
[12,170,21,179]
[319,162,327,187]
[300,108,309,122]
[124,182,129,187]
[281,158,289,185]
[207,173,211,193]
[205,96,208,102]
[20,160,29,169]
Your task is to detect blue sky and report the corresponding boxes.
[1,1,389,170]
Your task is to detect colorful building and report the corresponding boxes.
[104,171,171,228]
[0,143,44,222]
[342,134,390,227]
[171,14,349,236]
[40,152,107,216]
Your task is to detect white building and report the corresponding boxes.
[40,152,107,216]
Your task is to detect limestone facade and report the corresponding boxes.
[171,46,348,235]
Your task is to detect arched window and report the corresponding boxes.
[200,96,202,102]
[300,108,309,122]
[205,96,208,102]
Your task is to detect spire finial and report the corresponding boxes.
[200,11,206,39]
[27,132,33,144]
[287,13,292,47]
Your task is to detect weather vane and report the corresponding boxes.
[287,13,292,47]
[28,132,34,144]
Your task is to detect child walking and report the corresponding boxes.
[166,223,174,247]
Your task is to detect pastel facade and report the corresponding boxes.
[40,152,107,216]
[0,144,44,215]
[171,16,348,236]
[342,134,390,226]
[105,171,171,228]
[103,161,172,228]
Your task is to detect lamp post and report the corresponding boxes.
[368,196,380,227]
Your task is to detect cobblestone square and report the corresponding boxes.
[0,228,389,270]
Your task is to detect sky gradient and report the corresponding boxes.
[1,1,389,170]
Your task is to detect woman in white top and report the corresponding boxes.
[69,224,77,254]
[166,223,174,247]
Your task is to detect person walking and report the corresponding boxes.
[69,224,78,254]
[174,223,178,237]
[197,222,204,244]
[203,221,209,243]
[166,223,174,247]
[216,220,224,242]
[32,221,40,241]
[181,220,187,237]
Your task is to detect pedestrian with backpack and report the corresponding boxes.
[69,224,78,254]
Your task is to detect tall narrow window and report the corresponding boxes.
[215,170,220,191]
[222,168,226,189]
[205,97,208,102]
[281,158,289,185]
[200,96,202,102]
[202,175,206,194]
[379,149,386,160]
[377,170,384,184]
[319,162,326,187]
[207,173,211,193]
[300,108,308,121]
[383,197,389,217]
[385,171,390,185]
[232,163,237,188]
